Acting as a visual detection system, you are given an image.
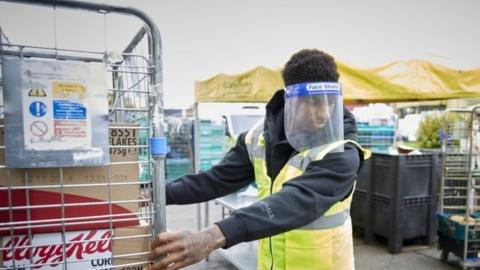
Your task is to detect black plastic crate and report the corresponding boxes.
[351,152,441,253]
[351,157,372,238]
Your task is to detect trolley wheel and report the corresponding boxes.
[440,250,449,262]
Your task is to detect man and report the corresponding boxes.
[149,49,367,270]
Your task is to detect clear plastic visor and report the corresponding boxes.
[284,82,344,152]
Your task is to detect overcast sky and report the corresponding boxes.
[1,0,479,108]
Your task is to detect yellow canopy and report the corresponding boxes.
[194,60,480,104]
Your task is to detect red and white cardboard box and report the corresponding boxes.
[0,124,143,235]
[0,226,150,269]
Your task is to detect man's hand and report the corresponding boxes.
[148,225,226,270]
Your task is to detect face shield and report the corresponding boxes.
[284,82,344,152]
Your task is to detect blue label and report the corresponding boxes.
[53,100,87,120]
[29,101,47,117]
[285,82,342,99]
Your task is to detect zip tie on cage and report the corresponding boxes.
[105,51,124,64]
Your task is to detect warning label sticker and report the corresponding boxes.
[53,100,87,120]
[54,120,87,138]
[29,101,47,117]
[28,88,47,97]
[30,121,48,137]
[53,82,86,99]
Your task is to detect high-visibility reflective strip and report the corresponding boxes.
[251,146,265,159]
[285,140,368,171]
[253,133,265,158]
[244,117,265,145]
[300,208,350,230]
[284,155,306,171]
[245,125,263,147]
[285,143,339,170]
[314,140,353,160]
[286,144,332,170]
[257,133,265,147]
[246,125,266,161]
[247,125,370,168]
[244,124,257,145]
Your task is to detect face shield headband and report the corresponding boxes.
[284,82,342,99]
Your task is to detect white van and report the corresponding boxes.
[223,104,265,138]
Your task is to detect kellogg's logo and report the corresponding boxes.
[2,230,113,269]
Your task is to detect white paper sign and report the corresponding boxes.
[2,58,110,168]
[2,230,113,270]
[20,60,107,151]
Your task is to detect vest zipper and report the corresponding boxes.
[269,182,274,270]
[269,237,274,270]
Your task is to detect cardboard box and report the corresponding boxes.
[0,225,150,269]
[0,124,144,235]
[113,225,151,269]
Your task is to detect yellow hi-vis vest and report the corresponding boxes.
[244,121,370,270]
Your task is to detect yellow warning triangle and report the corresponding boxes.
[28,89,47,97]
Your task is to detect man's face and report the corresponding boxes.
[293,98,336,131]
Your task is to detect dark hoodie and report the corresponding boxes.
[166,90,364,248]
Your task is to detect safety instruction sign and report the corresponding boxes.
[2,57,110,168]
[22,77,93,151]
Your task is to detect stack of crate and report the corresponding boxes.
[165,119,193,181]
[165,158,191,180]
[357,122,395,152]
[137,116,151,182]
[199,119,226,171]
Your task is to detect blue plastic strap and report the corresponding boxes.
[150,137,168,156]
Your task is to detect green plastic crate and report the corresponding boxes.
[437,212,480,241]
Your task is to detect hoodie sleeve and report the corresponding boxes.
[166,133,255,205]
[215,143,362,248]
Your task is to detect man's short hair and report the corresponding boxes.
[282,49,339,86]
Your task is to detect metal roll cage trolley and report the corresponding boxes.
[439,107,480,269]
[0,0,167,269]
